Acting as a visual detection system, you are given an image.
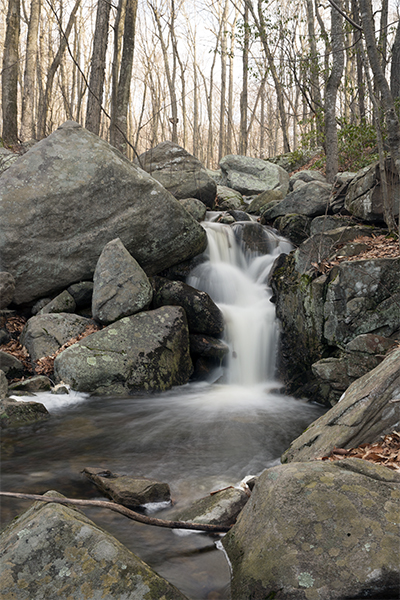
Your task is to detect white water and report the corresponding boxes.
[188,221,292,386]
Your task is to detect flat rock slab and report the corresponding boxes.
[282,348,400,463]
[83,467,171,506]
[0,491,188,600]
[0,398,50,429]
[223,459,400,600]
[166,486,249,528]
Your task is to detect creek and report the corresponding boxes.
[0,220,325,599]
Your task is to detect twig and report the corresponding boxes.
[0,491,231,533]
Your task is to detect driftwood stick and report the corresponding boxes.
[0,491,231,533]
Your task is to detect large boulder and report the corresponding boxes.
[282,347,400,463]
[260,181,332,221]
[20,313,96,362]
[0,491,189,599]
[219,155,289,196]
[0,398,50,428]
[0,272,15,309]
[288,169,327,191]
[223,459,400,600]
[0,122,207,304]
[92,238,153,324]
[136,141,217,208]
[54,306,193,395]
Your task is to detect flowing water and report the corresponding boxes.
[0,220,325,599]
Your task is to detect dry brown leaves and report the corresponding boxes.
[0,339,32,373]
[318,431,400,472]
[4,315,27,335]
[35,324,100,376]
[312,235,400,274]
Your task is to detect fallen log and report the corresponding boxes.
[0,491,231,533]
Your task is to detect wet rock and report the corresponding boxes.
[158,254,207,283]
[273,214,311,245]
[92,238,153,325]
[0,351,24,378]
[151,276,224,337]
[228,210,251,222]
[38,290,76,315]
[0,369,8,398]
[0,272,15,309]
[0,121,206,304]
[217,213,235,224]
[20,313,96,362]
[232,221,276,255]
[0,398,50,428]
[246,189,284,215]
[83,467,171,506]
[0,490,189,599]
[166,486,249,528]
[51,382,69,394]
[189,334,229,361]
[282,347,400,463]
[219,155,289,196]
[223,459,400,600]
[261,181,332,221]
[178,198,207,222]
[216,185,244,210]
[137,141,217,208]
[9,375,52,393]
[54,306,193,395]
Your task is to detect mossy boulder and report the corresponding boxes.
[0,398,50,428]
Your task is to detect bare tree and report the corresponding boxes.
[20,0,41,141]
[2,0,20,146]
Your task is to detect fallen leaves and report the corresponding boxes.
[319,431,400,472]
[0,339,32,373]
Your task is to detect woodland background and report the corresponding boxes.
[1,0,400,184]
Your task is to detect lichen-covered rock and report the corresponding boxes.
[166,486,249,528]
[92,238,153,324]
[38,290,76,314]
[0,491,189,600]
[0,369,8,398]
[151,276,224,337]
[54,306,193,395]
[223,459,400,600]
[20,313,96,362]
[246,189,283,215]
[83,467,171,506]
[273,214,311,245]
[219,155,289,196]
[0,398,49,428]
[178,198,207,222]
[9,375,52,393]
[282,348,400,463]
[261,181,332,221]
[0,272,15,309]
[288,169,327,191]
[216,185,244,210]
[0,351,24,378]
[0,121,207,304]
[309,214,357,236]
[137,141,217,208]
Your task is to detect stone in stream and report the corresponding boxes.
[222,459,400,600]
[83,467,171,507]
[54,306,193,395]
[9,375,52,394]
[0,491,189,600]
[0,398,50,428]
[0,121,207,304]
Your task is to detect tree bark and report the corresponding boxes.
[324,0,344,183]
[85,0,112,135]
[2,0,21,146]
[240,0,249,155]
[390,19,400,100]
[218,0,228,161]
[20,0,41,141]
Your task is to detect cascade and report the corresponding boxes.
[187,220,292,386]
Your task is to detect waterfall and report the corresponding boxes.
[187,220,292,386]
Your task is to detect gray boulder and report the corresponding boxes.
[189,334,229,361]
[223,459,400,600]
[54,306,193,395]
[38,290,76,315]
[166,486,249,528]
[282,347,400,463]
[310,214,357,236]
[0,369,8,398]
[246,189,284,215]
[261,181,332,221]
[0,121,207,304]
[151,276,224,337]
[0,351,24,378]
[9,375,52,394]
[0,147,18,176]
[0,398,50,428]
[216,185,244,210]
[288,169,327,191]
[0,272,15,309]
[0,491,189,599]
[83,467,171,506]
[92,238,153,325]
[345,159,400,223]
[178,198,207,222]
[219,155,289,196]
[20,313,96,362]
[136,141,217,208]
[273,214,311,245]
[67,281,94,307]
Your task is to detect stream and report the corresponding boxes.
[0,220,325,599]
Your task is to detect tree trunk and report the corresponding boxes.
[390,19,400,100]
[2,0,21,146]
[324,0,344,183]
[239,0,249,155]
[20,0,41,141]
[85,0,111,135]
[218,0,228,161]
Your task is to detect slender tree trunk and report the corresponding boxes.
[305,0,323,141]
[324,0,344,182]
[239,1,249,155]
[37,0,81,139]
[85,0,111,135]
[390,19,400,100]
[218,0,228,161]
[20,0,41,141]
[2,0,21,146]
[351,0,365,119]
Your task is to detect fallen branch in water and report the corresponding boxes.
[0,491,231,533]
